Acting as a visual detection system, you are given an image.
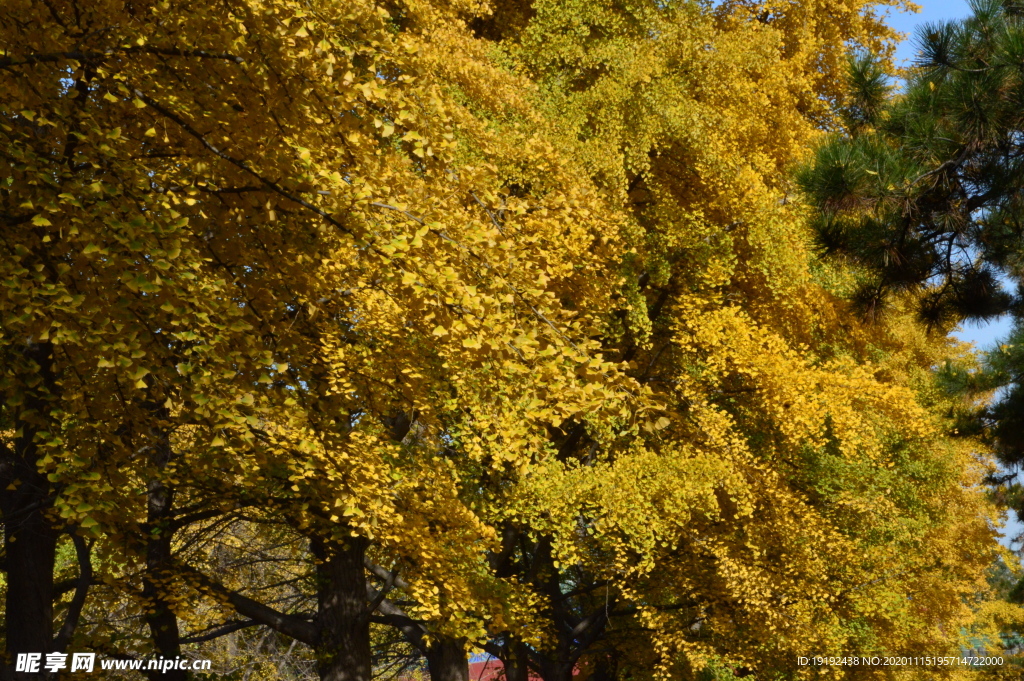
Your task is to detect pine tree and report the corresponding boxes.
[798,0,1024,464]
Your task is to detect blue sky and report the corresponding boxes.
[885,0,976,67]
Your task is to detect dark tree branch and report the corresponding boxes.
[175,563,317,645]
[0,47,243,70]
[365,586,427,655]
[134,90,358,243]
[0,495,58,525]
[364,559,411,591]
[169,507,227,531]
[362,567,398,623]
[179,619,259,644]
[53,534,92,653]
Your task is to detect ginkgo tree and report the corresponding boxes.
[0,0,1013,680]
[459,0,1007,678]
[0,1,640,679]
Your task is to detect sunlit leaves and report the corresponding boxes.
[0,0,1006,677]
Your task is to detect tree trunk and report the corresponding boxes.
[312,536,372,681]
[425,638,469,681]
[143,480,185,681]
[143,422,186,681]
[589,655,618,681]
[502,641,533,681]
[539,659,574,681]
[0,343,58,681]
[2,487,57,681]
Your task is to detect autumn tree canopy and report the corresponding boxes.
[798,0,1024,587]
[0,0,1014,680]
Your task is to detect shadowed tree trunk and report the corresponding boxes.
[365,564,471,681]
[313,536,372,681]
[176,532,378,681]
[425,638,469,681]
[0,343,58,681]
[143,420,185,681]
[589,654,619,681]
[503,641,533,681]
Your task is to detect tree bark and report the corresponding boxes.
[539,659,571,681]
[312,536,372,681]
[2,493,56,681]
[52,535,92,653]
[533,537,611,681]
[0,343,58,681]
[502,641,533,681]
[425,638,469,681]
[589,654,618,681]
[143,421,186,681]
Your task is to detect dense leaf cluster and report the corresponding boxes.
[0,0,1015,680]
[799,0,1024,476]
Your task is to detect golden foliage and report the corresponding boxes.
[0,0,1010,678]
